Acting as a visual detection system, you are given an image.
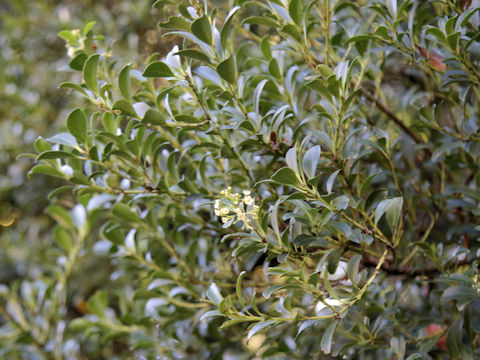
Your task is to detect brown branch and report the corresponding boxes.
[359,86,423,144]
[362,255,479,277]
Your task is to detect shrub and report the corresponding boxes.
[2,0,480,358]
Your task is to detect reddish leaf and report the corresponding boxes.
[425,323,448,351]
[418,47,447,72]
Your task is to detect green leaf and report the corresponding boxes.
[426,27,446,42]
[67,109,87,143]
[174,49,211,64]
[247,321,275,341]
[143,61,176,78]
[112,203,140,223]
[326,169,341,194]
[142,109,165,125]
[158,16,191,31]
[37,151,75,160]
[288,0,303,25]
[271,167,299,186]
[217,55,236,84]
[236,271,246,305]
[268,58,281,78]
[321,322,338,354]
[199,310,223,321]
[390,336,406,360]
[83,54,100,94]
[327,247,342,274]
[375,199,392,227]
[281,24,302,42]
[28,164,64,178]
[54,226,73,252]
[58,30,77,43]
[34,137,51,153]
[221,6,241,49]
[406,355,422,360]
[386,197,403,231]
[446,319,463,358]
[302,145,320,179]
[46,205,75,229]
[347,255,362,286]
[87,290,108,318]
[263,284,299,299]
[59,82,87,96]
[113,100,138,118]
[332,195,349,210]
[260,36,272,60]
[206,283,223,304]
[286,147,299,175]
[69,53,88,71]
[191,15,212,45]
[316,64,333,77]
[118,64,132,100]
[441,286,479,302]
[386,0,397,18]
[242,16,278,27]
[219,318,247,329]
[345,34,376,45]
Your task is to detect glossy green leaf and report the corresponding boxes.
[143,61,176,78]
[288,0,303,25]
[191,15,212,45]
[113,100,138,118]
[221,6,241,49]
[242,16,278,27]
[386,197,403,231]
[302,145,320,179]
[217,55,236,84]
[83,54,100,94]
[271,167,299,186]
[118,63,132,100]
[321,322,338,354]
[347,255,362,286]
[206,283,223,304]
[67,109,87,143]
[37,151,75,160]
[112,203,140,223]
[247,321,275,341]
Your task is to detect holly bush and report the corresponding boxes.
[2,0,480,359]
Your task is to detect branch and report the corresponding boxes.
[362,255,479,277]
[359,86,423,144]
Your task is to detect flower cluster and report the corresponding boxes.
[214,187,259,230]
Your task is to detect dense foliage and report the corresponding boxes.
[2,0,480,358]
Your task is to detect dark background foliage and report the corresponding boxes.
[1,0,480,359]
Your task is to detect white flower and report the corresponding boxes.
[243,195,254,206]
[221,217,229,223]
[243,190,251,196]
[237,212,248,222]
[214,200,220,209]
[219,208,229,216]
